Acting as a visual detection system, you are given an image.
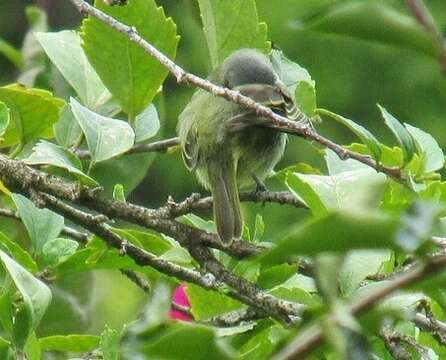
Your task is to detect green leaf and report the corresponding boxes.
[36,30,112,110]
[198,0,269,67]
[405,123,444,174]
[70,98,135,163]
[38,334,100,352]
[396,202,442,253]
[287,167,386,215]
[257,264,297,289]
[253,214,264,242]
[185,284,242,321]
[285,171,327,218]
[0,250,51,348]
[270,49,316,116]
[134,103,160,142]
[81,0,179,120]
[53,105,82,148]
[143,323,233,360]
[295,81,317,117]
[42,238,79,266]
[339,250,392,296]
[0,232,38,273]
[314,254,343,301]
[0,335,13,360]
[304,2,440,59]
[0,85,64,147]
[112,184,126,202]
[101,326,120,360]
[24,332,41,360]
[261,211,400,267]
[25,140,98,186]
[0,101,10,137]
[325,149,370,175]
[318,108,381,161]
[378,104,416,163]
[12,193,64,254]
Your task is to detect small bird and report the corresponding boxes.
[177,49,300,246]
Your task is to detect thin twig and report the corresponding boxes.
[120,269,151,293]
[68,0,406,184]
[75,137,180,159]
[158,190,307,218]
[379,329,412,360]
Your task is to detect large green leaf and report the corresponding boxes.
[405,123,444,174]
[81,0,179,120]
[70,98,135,163]
[198,0,269,67]
[36,31,112,110]
[318,108,381,161]
[0,101,10,137]
[261,211,400,267]
[304,2,440,58]
[378,104,416,163]
[0,250,51,348]
[12,193,64,254]
[0,85,64,147]
[25,140,98,186]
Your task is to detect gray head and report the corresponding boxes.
[221,49,277,88]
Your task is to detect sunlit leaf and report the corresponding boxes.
[81,0,179,120]
[70,97,135,163]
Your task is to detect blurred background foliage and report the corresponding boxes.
[0,0,445,340]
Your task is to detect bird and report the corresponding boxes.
[177,48,301,246]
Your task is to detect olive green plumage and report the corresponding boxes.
[177,49,298,246]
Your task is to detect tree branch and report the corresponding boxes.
[67,0,406,184]
[75,137,180,159]
[158,190,307,218]
[0,154,262,259]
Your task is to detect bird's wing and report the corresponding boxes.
[177,91,204,171]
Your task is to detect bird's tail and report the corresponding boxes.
[209,161,242,246]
